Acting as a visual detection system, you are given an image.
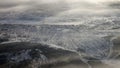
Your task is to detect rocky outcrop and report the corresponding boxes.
[0,42,81,68]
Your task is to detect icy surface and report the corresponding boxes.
[0,16,120,68]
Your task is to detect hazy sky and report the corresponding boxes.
[0,0,120,24]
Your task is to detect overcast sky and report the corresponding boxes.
[0,0,120,24]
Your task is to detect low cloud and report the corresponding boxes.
[106,1,120,9]
[0,0,68,21]
[0,0,120,24]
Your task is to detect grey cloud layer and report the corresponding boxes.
[0,0,68,21]
[106,1,120,9]
[0,0,120,24]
